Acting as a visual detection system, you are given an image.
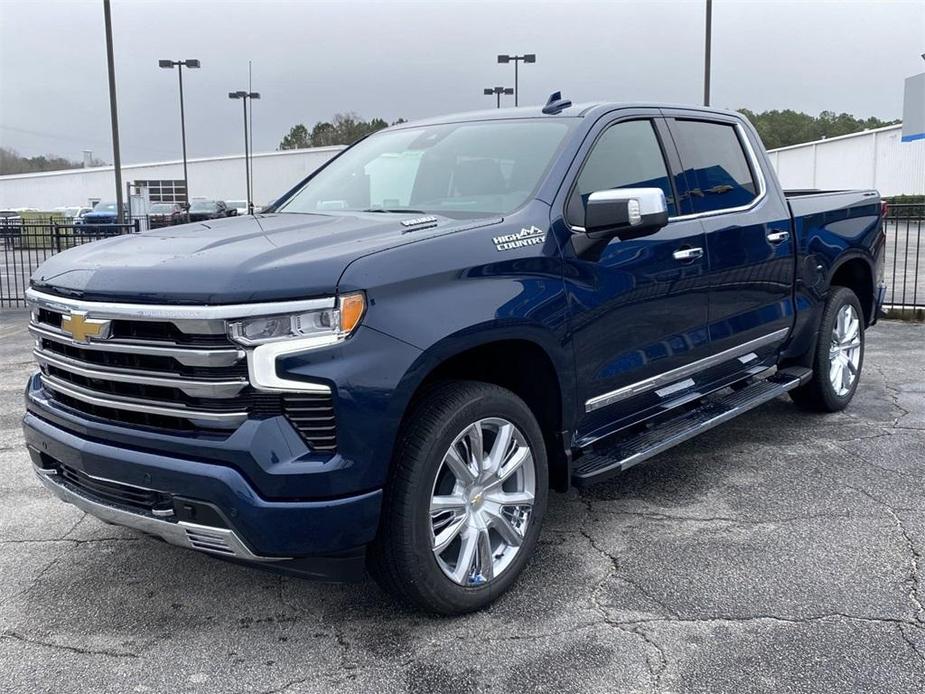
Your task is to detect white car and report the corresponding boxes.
[62,206,93,223]
[226,200,261,216]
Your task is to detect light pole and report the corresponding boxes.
[483,86,514,109]
[229,90,260,214]
[497,54,535,107]
[159,58,200,210]
[703,0,712,107]
[103,0,124,223]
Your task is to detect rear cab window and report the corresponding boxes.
[671,119,759,214]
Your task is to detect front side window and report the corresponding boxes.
[278,119,573,217]
[672,120,758,214]
[567,120,676,226]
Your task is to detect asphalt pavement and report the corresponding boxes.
[1,313,923,693]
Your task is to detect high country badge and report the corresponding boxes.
[493,226,546,252]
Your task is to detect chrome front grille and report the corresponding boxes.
[31,307,251,432]
[27,289,338,450]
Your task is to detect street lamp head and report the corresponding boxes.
[158,59,174,68]
[229,91,246,99]
[249,92,261,99]
[523,54,536,63]
[503,87,514,95]
[483,88,494,95]
[497,54,511,63]
[185,59,201,68]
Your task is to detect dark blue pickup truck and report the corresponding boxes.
[23,97,886,614]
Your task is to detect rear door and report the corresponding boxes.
[560,112,711,443]
[663,112,794,362]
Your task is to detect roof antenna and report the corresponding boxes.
[542,91,572,115]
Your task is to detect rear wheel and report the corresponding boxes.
[790,286,865,412]
[369,381,548,615]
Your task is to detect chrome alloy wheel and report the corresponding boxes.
[829,303,862,396]
[429,417,536,586]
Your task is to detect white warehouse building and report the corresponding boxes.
[1,122,922,210]
[0,146,345,211]
[767,124,924,196]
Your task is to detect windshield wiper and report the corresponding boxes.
[362,208,428,214]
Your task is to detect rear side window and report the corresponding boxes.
[672,120,758,214]
[567,120,676,225]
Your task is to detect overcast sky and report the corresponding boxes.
[1,0,923,164]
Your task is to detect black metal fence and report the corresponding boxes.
[1,207,924,310]
[884,203,923,312]
[1,217,143,308]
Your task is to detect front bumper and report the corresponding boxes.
[23,410,381,580]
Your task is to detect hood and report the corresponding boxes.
[31,212,497,304]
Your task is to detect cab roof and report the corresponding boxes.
[393,101,746,129]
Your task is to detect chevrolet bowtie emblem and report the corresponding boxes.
[60,311,111,343]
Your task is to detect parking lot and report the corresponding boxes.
[0,312,923,693]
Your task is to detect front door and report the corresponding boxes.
[560,115,710,444]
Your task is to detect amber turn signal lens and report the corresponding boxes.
[339,292,366,334]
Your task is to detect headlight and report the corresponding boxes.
[226,292,366,346]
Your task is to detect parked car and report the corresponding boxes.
[23,98,886,614]
[0,209,23,247]
[73,201,124,235]
[226,200,262,216]
[149,202,186,228]
[62,206,93,224]
[188,199,235,221]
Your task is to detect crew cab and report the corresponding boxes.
[22,97,886,614]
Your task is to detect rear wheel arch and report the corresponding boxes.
[828,255,874,325]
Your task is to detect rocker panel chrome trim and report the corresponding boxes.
[584,328,789,413]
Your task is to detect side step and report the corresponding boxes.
[571,367,811,488]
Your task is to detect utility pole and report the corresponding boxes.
[103,0,124,223]
[497,54,536,107]
[229,91,260,214]
[248,61,254,205]
[704,0,713,107]
[483,86,514,109]
[159,59,200,209]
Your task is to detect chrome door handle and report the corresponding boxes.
[766,230,790,244]
[673,247,704,261]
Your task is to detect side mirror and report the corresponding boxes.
[583,187,669,240]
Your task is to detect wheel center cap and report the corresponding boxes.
[469,490,484,508]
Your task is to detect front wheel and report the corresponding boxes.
[368,381,548,615]
[790,286,865,412]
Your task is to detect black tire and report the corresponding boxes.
[789,286,865,412]
[368,380,548,615]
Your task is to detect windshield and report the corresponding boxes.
[190,201,218,212]
[278,119,573,217]
[226,200,246,208]
[94,202,117,213]
[150,203,176,213]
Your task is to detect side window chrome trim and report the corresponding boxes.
[666,121,768,223]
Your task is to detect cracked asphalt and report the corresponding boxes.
[1,312,923,693]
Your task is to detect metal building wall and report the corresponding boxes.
[768,125,925,196]
[0,146,345,210]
